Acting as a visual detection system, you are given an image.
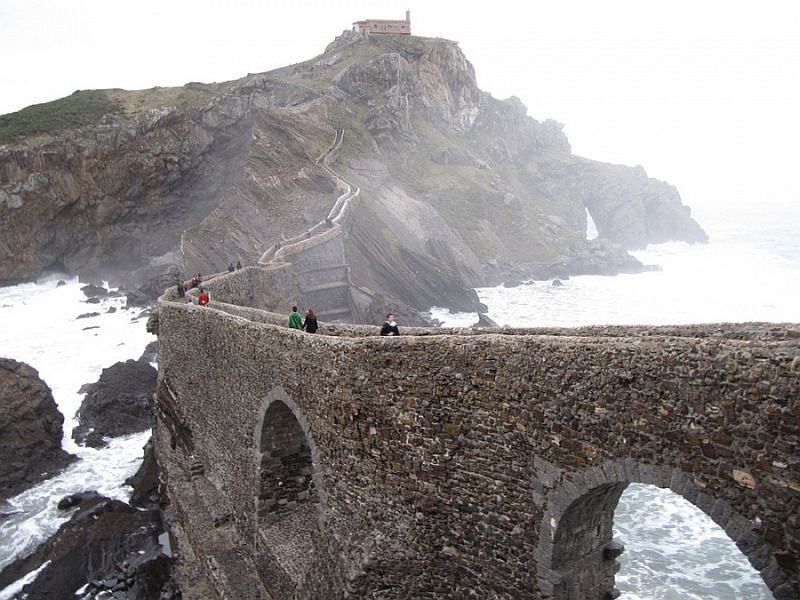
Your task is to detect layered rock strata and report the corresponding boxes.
[0,358,76,501]
[0,33,707,316]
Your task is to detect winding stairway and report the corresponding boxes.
[258,129,363,322]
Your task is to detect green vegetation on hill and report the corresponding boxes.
[0,90,120,144]
[0,82,235,145]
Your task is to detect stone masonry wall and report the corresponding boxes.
[155,297,800,598]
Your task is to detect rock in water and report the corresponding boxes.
[0,358,77,502]
[72,358,157,448]
[0,494,175,600]
[475,313,500,328]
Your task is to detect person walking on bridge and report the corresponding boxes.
[380,313,400,336]
[288,306,303,329]
[302,309,319,334]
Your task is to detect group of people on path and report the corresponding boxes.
[288,306,318,333]
[288,307,399,336]
[178,272,400,335]
[176,274,208,305]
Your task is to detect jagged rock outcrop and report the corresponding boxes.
[0,493,174,600]
[0,32,707,315]
[72,358,157,448]
[0,358,76,501]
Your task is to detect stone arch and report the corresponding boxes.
[253,386,328,594]
[535,459,789,599]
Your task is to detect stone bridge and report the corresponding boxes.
[152,267,800,599]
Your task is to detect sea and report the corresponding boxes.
[1,199,797,598]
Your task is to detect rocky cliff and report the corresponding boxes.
[0,358,76,501]
[0,32,707,313]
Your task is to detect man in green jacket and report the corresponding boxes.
[288,306,303,329]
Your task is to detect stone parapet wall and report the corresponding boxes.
[155,296,800,598]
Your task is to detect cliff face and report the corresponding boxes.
[0,358,76,501]
[0,33,707,312]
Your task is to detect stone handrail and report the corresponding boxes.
[258,128,359,265]
[167,283,800,343]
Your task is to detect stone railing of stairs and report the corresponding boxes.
[257,128,373,322]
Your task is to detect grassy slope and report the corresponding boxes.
[0,90,119,144]
[0,81,235,145]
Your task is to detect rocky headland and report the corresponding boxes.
[0,358,76,502]
[0,31,707,315]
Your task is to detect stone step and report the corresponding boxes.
[316,307,351,320]
[299,280,349,294]
[189,461,205,480]
[296,263,349,276]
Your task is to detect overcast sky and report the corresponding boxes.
[1,0,799,218]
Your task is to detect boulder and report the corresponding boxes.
[81,284,108,298]
[57,490,106,511]
[566,238,648,276]
[0,494,176,600]
[0,358,77,501]
[72,358,157,448]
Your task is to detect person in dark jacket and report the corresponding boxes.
[176,280,185,298]
[302,309,319,333]
[380,313,399,336]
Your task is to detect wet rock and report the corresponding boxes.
[73,359,157,448]
[126,439,161,510]
[82,284,109,298]
[56,280,67,287]
[125,289,151,307]
[77,312,101,319]
[85,297,102,304]
[475,313,500,328]
[552,279,563,287]
[57,490,105,510]
[0,358,77,502]
[123,264,181,307]
[565,237,647,276]
[139,341,159,364]
[0,494,176,600]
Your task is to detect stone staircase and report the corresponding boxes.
[258,128,364,323]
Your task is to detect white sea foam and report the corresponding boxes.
[0,275,155,570]
[0,560,50,600]
[1,202,794,597]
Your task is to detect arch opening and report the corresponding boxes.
[256,397,320,595]
[614,483,774,599]
[546,482,629,599]
[538,462,788,600]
